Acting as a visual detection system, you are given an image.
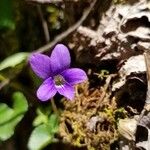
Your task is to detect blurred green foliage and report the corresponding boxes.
[0,92,28,141]
[0,52,29,71]
[0,0,15,30]
[46,5,64,30]
[28,107,59,150]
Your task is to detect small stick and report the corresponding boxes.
[37,5,50,42]
[144,52,150,107]
[137,52,150,123]
[51,98,59,115]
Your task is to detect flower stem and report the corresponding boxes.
[51,98,59,115]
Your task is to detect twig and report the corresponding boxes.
[51,98,59,115]
[26,0,63,4]
[36,0,97,53]
[37,5,50,42]
[0,79,10,90]
[137,52,150,127]
[0,74,14,91]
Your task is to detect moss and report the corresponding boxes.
[59,79,127,150]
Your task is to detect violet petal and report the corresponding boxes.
[61,68,87,85]
[37,77,57,101]
[50,44,71,75]
[29,53,52,79]
[56,83,74,100]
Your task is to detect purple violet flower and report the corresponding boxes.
[29,44,87,101]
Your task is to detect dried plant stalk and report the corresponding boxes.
[144,52,150,106]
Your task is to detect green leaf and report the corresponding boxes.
[0,92,28,141]
[28,124,52,150]
[28,114,59,150]
[33,107,52,127]
[0,0,15,30]
[0,52,29,71]
[33,115,48,127]
[33,109,48,127]
[47,114,59,134]
[13,92,28,113]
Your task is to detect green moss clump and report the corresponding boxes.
[59,81,127,150]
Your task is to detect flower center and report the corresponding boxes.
[54,75,65,86]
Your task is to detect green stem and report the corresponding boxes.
[51,98,59,115]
